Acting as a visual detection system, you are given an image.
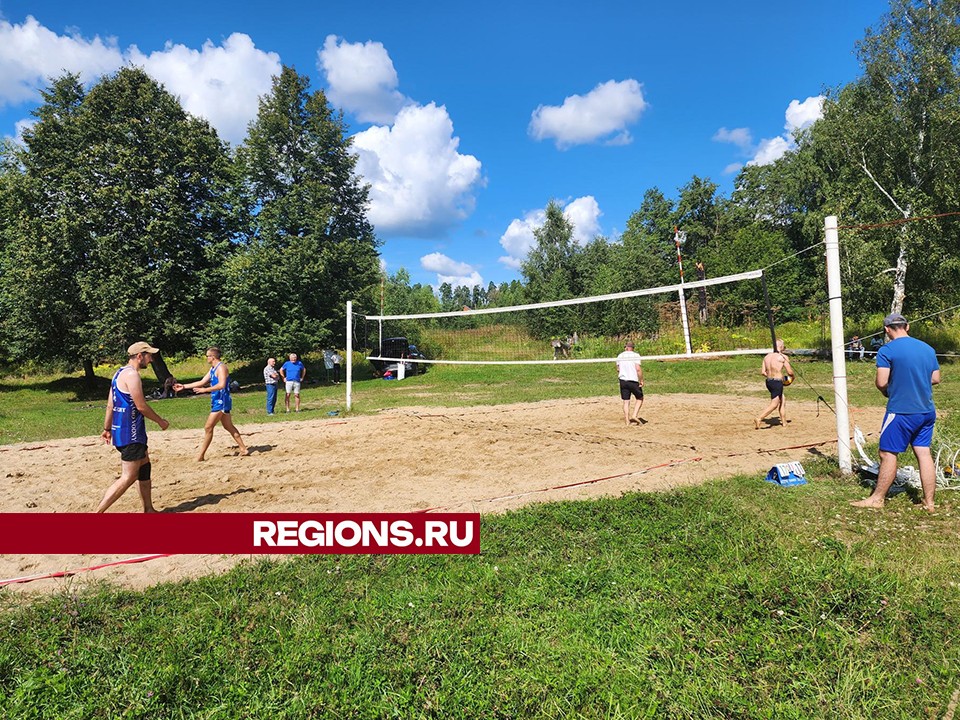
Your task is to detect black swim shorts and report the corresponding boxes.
[116,443,148,462]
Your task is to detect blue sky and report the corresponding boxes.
[0,0,888,290]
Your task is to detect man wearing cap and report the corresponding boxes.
[616,341,644,426]
[97,342,170,512]
[852,313,940,512]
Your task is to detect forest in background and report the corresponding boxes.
[1,0,959,378]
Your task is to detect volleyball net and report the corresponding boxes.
[351,269,778,369]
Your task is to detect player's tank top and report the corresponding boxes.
[209,362,231,409]
[111,366,145,447]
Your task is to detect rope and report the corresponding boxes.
[0,554,172,588]
[837,210,960,231]
[763,240,825,270]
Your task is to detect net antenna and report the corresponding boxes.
[347,268,773,409]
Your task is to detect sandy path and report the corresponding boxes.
[0,393,882,594]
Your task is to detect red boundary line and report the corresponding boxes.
[0,554,172,587]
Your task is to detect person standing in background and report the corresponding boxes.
[280,352,306,411]
[263,356,279,415]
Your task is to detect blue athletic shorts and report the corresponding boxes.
[211,394,232,413]
[878,410,936,453]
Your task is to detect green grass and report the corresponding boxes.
[1,466,958,718]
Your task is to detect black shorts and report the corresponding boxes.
[619,379,644,400]
[765,378,784,399]
[116,443,148,462]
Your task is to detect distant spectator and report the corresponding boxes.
[280,352,306,412]
[323,348,335,383]
[332,350,343,384]
[848,335,865,361]
[263,357,279,415]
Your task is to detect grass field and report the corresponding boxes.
[1,344,958,718]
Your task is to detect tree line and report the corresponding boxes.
[0,65,380,381]
[2,0,959,377]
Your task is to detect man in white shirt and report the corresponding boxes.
[616,341,644,426]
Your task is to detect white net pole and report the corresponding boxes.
[346,300,353,411]
[825,215,852,473]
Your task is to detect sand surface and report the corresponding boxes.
[0,393,882,594]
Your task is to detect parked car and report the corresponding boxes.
[370,337,427,377]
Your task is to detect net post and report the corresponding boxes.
[761,271,777,352]
[346,300,353,411]
[825,215,852,473]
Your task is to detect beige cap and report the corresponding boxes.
[128,341,160,355]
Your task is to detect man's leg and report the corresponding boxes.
[778,396,786,425]
[631,395,643,422]
[97,459,142,513]
[221,414,249,456]
[913,445,936,511]
[285,390,291,413]
[197,412,219,461]
[295,391,301,412]
[135,453,156,512]
[851,450,899,508]
[623,399,631,426]
[755,396,780,429]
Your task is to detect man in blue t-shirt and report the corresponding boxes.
[851,313,940,512]
[280,352,306,412]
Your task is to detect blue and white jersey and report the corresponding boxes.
[111,366,146,447]
[210,362,232,413]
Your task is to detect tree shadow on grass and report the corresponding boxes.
[162,487,256,513]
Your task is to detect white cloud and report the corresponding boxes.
[748,136,792,166]
[712,127,753,150]
[128,34,281,145]
[722,162,743,175]
[318,35,409,124]
[0,15,123,107]
[529,79,647,149]
[785,96,823,132]
[0,17,281,146]
[498,212,544,269]
[420,252,483,289]
[498,196,602,269]
[728,95,826,167]
[352,102,483,237]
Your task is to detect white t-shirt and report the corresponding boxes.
[616,350,642,382]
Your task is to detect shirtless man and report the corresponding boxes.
[97,342,170,512]
[755,338,794,429]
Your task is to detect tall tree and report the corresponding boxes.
[0,69,233,381]
[814,0,960,314]
[224,66,380,357]
[521,201,581,338]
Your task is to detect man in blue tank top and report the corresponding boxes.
[97,341,170,512]
[174,346,249,461]
[851,313,941,512]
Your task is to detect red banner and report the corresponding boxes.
[0,513,480,554]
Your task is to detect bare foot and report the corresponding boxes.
[753,418,761,430]
[850,498,885,509]
[238,448,250,457]
[196,455,205,462]
[143,507,157,513]
[922,503,936,513]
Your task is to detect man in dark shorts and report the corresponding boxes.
[616,341,644,426]
[97,341,170,512]
[755,338,794,429]
[851,313,940,512]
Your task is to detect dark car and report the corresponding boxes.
[370,337,427,377]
